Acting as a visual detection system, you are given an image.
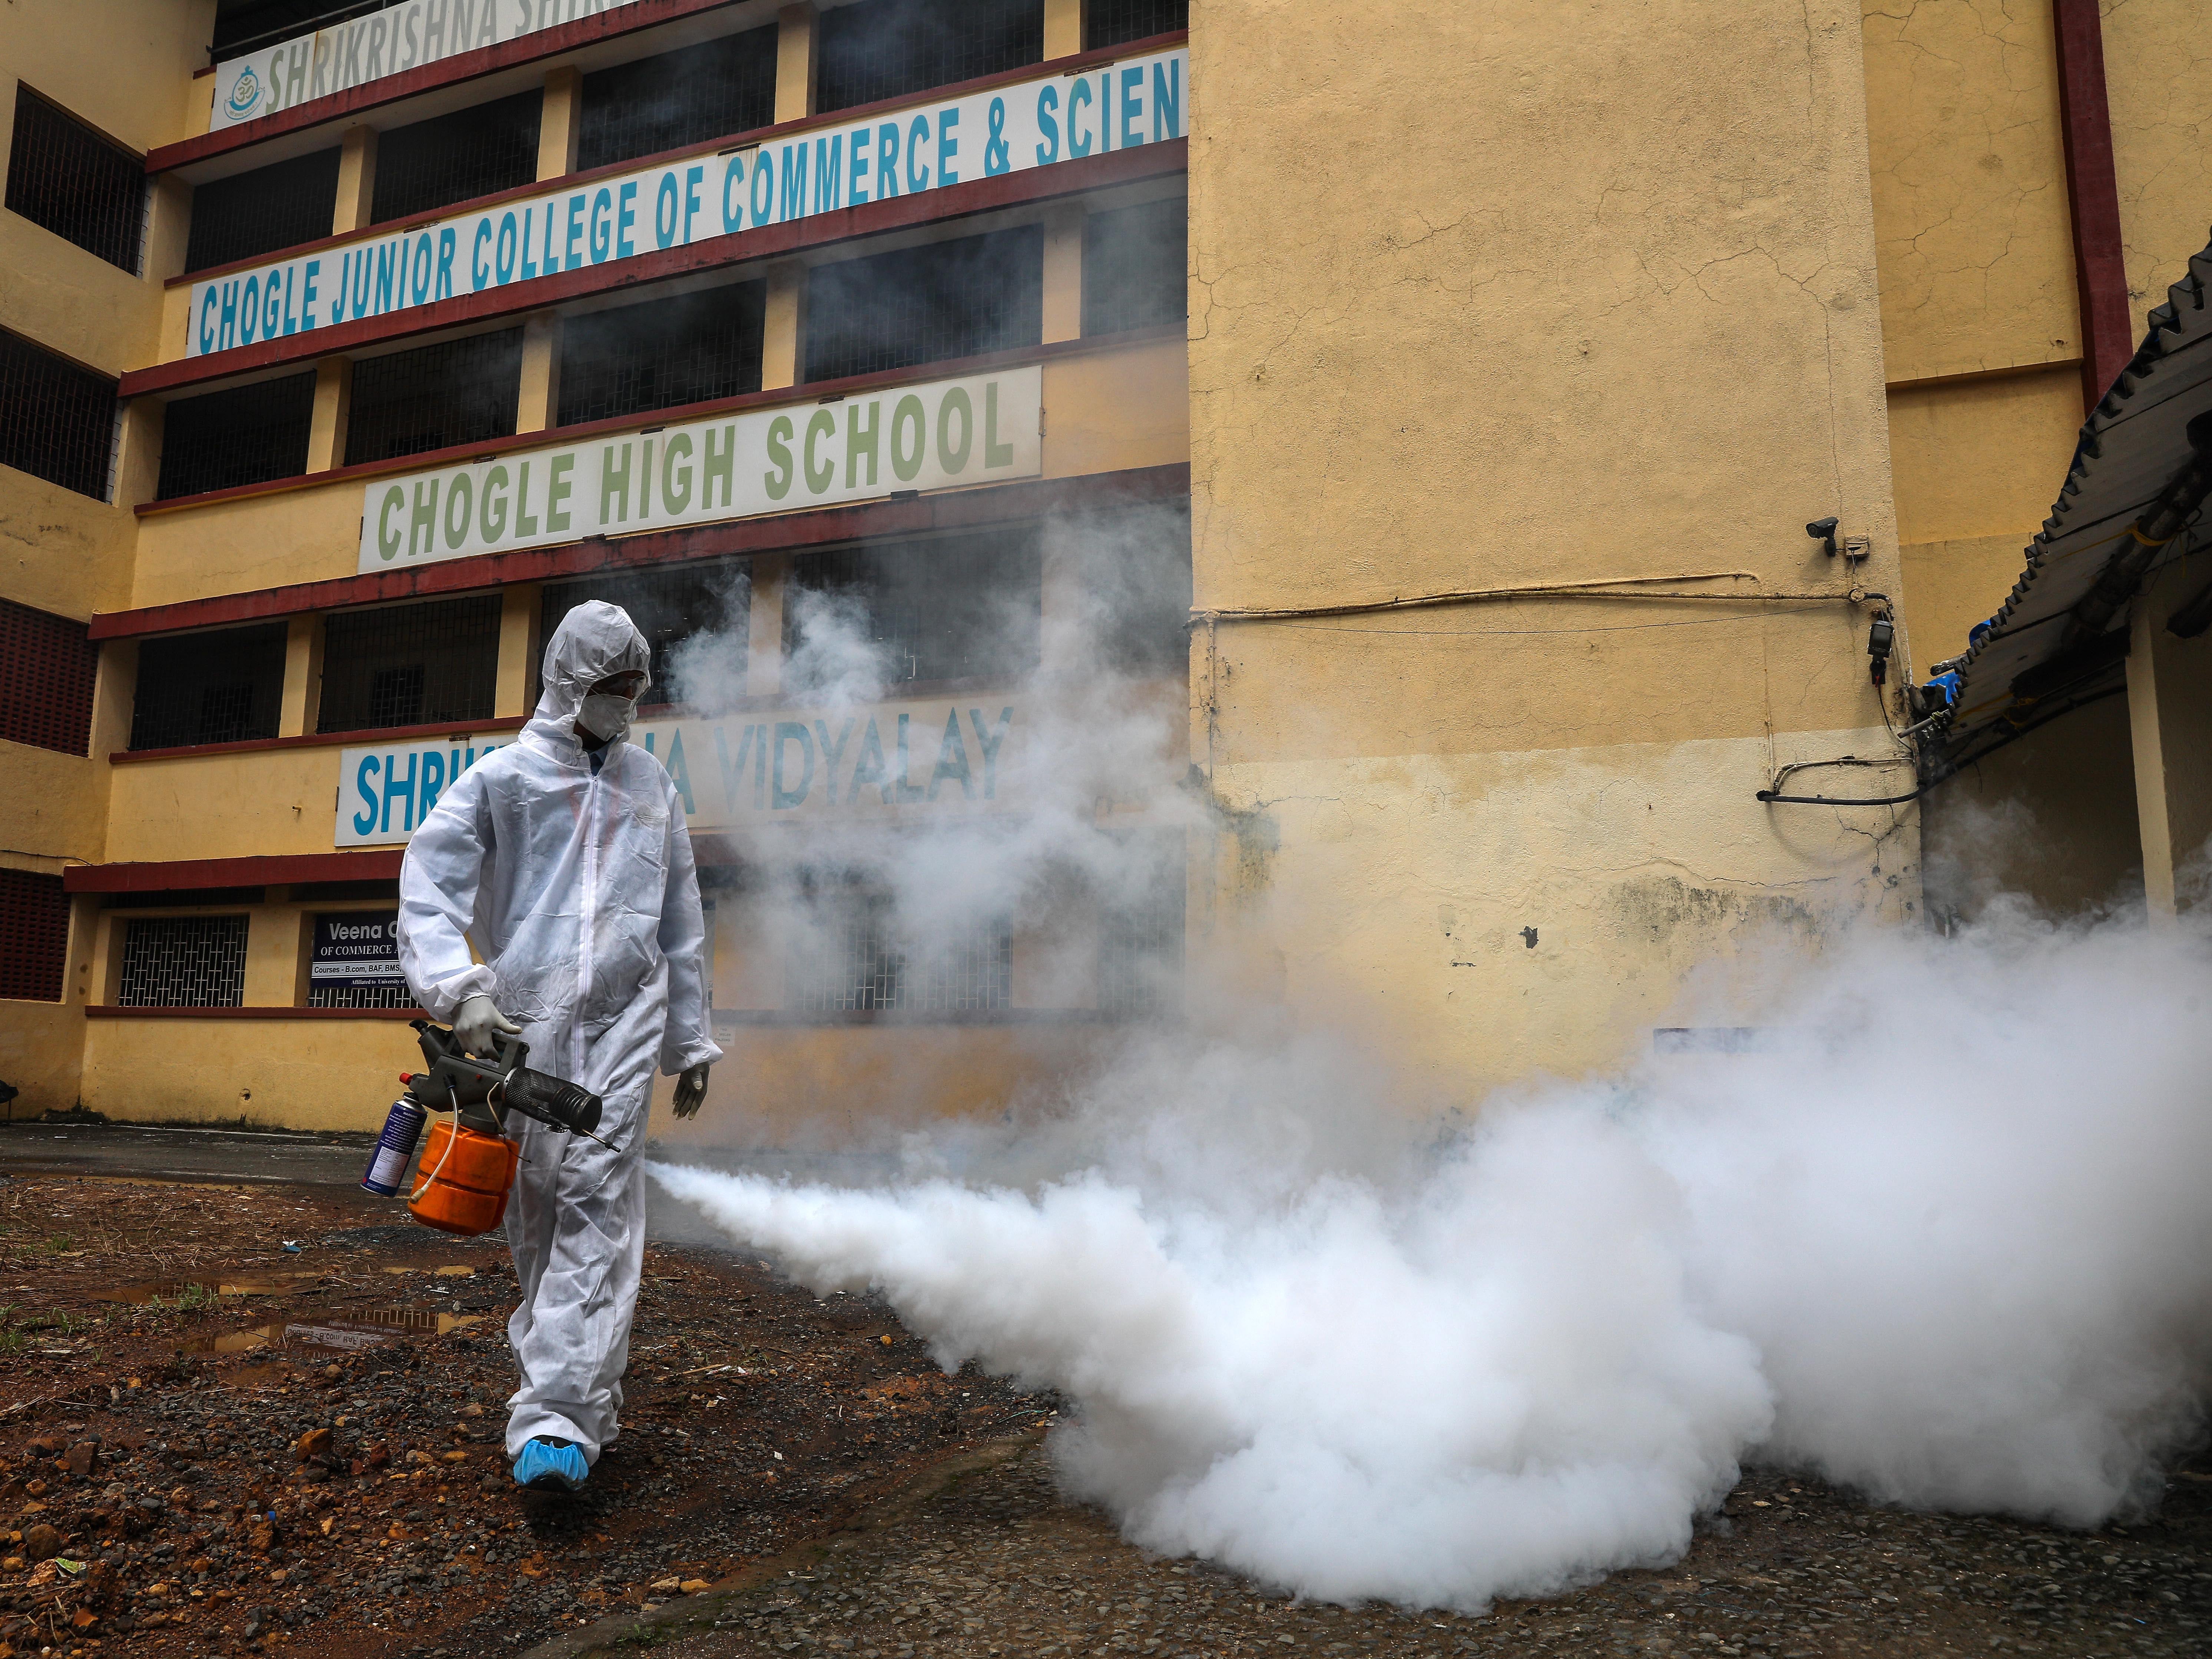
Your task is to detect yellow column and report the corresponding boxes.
[761,265,807,390]
[496,585,544,718]
[775,3,818,123]
[1043,0,1085,59]
[2126,563,2212,918]
[539,66,583,181]
[112,400,165,511]
[333,125,378,234]
[1042,204,1085,343]
[517,312,564,433]
[278,615,323,738]
[746,557,787,698]
[306,357,353,472]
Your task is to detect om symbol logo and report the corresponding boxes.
[225,64,263,120]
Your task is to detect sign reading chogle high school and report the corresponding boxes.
[188,44,1186,356]
[356,366,1042,573]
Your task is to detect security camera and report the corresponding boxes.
[1805,517,1840,557]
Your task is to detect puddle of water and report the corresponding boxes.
[187,1309,486,1357]
[92,1274,319,1304]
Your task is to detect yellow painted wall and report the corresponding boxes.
[81,1014,415,1131]
[106,747,359,864]
[2100,0,2212,324]
[1897,532,2030,673]
[1886,365,2082,546]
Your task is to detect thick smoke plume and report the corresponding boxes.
[651,904,2212,1609]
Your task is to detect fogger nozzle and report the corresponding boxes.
[403,1020,611,1146]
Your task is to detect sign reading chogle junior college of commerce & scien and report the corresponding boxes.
[188,44,1185,357]
[335,702,1022,847]
[356,366,1041,574]
[209,0,643,132]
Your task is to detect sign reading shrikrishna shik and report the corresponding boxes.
[355,367,1041,574]
[335,702,1021,847]
[189,45,1186,356]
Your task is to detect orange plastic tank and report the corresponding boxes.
[407,1121,521,1236]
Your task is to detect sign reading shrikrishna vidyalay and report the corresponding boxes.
[190,44,1187,356]
[209,0,643,132]
[355,365,1042,572]
[335,701,1022,847]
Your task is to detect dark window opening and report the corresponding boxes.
[1082,195,1185,337]
[1079,498,1193,675]
[116,914,249,1009]
[788,876,1011,1016]
[156,371,318,501]
[130,623,289,751]
[786,527,1041,686]
[211,1,389,58]
[370,90,539,226]
[345,328,522,466]
[539,561,750,711]
[0,325,117,501]
[318,595,501,734]
[186,148,341,273]
[103,887,266,910]
[577,23,778,171]
[1086,0,1188,51]
[557,284,766,428]
[817,0,1041,114]
[1099,831,1186,1019]
[804,226,1042,384]
[0,868,70,1003]
[5,85,144,273]
[0,597,99,758]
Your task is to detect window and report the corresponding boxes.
[1077,497,1192,674]
[803,226,1043,384]
[1082,196,1185,337]
[540,562,749,710]
[345,328,522,466]
[370,90,540,226]
[787,527,1042,685]
[557,284,766,428]
[1086,0,1188,50]
[0,325,117,501]
[0,597,99,758]
[317,595,501,734]
[186,148,342,273]
[130,623,289,751]
[211,0,385,57]
[577,24,778,171]
[1099,832,1185,1019]
[817,0,1040,113]
[0,869,70,1003]
[116,915,249,1008]
[5,86,144,273]
[156,371,318,501]
[788,879,1011,1016]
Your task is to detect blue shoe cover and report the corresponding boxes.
[513,1436,589,1492]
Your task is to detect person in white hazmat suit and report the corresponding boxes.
[398,600,722,1494]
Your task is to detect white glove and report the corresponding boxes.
[672,1063,711,1119]
[453,994,521,1057]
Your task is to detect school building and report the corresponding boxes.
[0,0,2205,1133]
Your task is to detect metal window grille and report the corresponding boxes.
[0,325,118,501]
[539,560,750,709]
[5,86,144,273]
[318,595,501,734]
[577,24,778,171]
[344,328,522,466]
[130,623,289,751]
[0,868,70,1003]
[369,90,540,226]
[1082,196,1186,337]
[116,915,249,1009]
[803,226,1043,384]
[787,527,1041,685]
[308,982,418,1009]
[1086,0,1188,50]
[557,284,766,428]
[0,597,99,758]
[789,883,1011,1015]
[156,370,318,501]
[1098,834,1186,1019]
[817,0,1041,114]
[186,148,342,274]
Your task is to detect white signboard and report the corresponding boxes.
[188,46,1187,355]
[356,365,1041,574]
[209,0,643,131]
[336,701,1021,846]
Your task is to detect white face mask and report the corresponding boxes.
[577,692,637,744]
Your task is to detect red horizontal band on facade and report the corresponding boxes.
[111,715,527,766]
[64,851,404,893]
[95,461,1190,639]
[128,139,1187,400]
[149,0,751,175]
[168,32,1192,285]
[86,1005,425,1020]
[135,325,1176,516]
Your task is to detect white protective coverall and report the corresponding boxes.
[397,601,722,1463]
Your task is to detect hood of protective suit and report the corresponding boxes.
[531,600,651,740]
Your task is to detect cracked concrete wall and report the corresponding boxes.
[2100,0,2212,322]
[1185,0,1913,1092]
